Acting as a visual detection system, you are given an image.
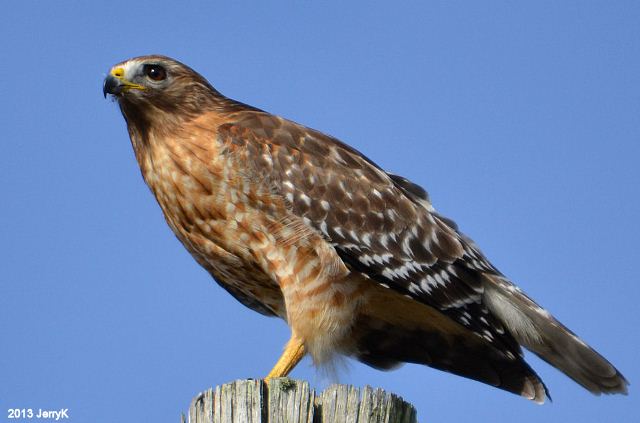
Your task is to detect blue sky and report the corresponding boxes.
[1,1,638,422]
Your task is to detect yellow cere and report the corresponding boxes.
[110,67,146,91]
[110,67,125,78]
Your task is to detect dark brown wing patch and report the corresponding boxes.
[217,111,523,359]
[350,284,549,402]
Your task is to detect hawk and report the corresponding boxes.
[104,55,627,402]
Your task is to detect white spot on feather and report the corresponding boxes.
[379,233,389,249]
[359,255,374,266]
[434,272,447,287]
[299,193,312,207]
[319,221,329,237]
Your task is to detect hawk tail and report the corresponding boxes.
[484,277,629,396]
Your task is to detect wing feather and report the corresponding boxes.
[218,111,522,358]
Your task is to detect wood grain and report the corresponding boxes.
[184,379,417,423]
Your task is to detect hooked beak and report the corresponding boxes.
[103,67,146,98]
[103,75,121,98]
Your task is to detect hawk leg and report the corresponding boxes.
[265,335,306,381]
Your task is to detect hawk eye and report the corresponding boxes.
[143,64,167,82]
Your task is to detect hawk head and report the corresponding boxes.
[104,55,258,135]
[103,55,225,126]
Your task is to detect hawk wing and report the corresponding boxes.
[216,110,626,400]
[217,111,522,358]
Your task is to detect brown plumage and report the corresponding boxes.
[104,55,628,403]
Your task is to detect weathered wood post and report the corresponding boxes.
[181,378,418,423]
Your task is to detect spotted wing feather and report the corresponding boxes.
[218,111,522,359]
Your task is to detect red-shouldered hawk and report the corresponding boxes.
[104,55,627,402]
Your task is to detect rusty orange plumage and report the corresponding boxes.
[104,55,627,402]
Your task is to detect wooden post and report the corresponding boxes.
[182,378,418,423]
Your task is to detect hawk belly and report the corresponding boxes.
[138,128,366,365]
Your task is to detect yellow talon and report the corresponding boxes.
[265,336,306,382]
